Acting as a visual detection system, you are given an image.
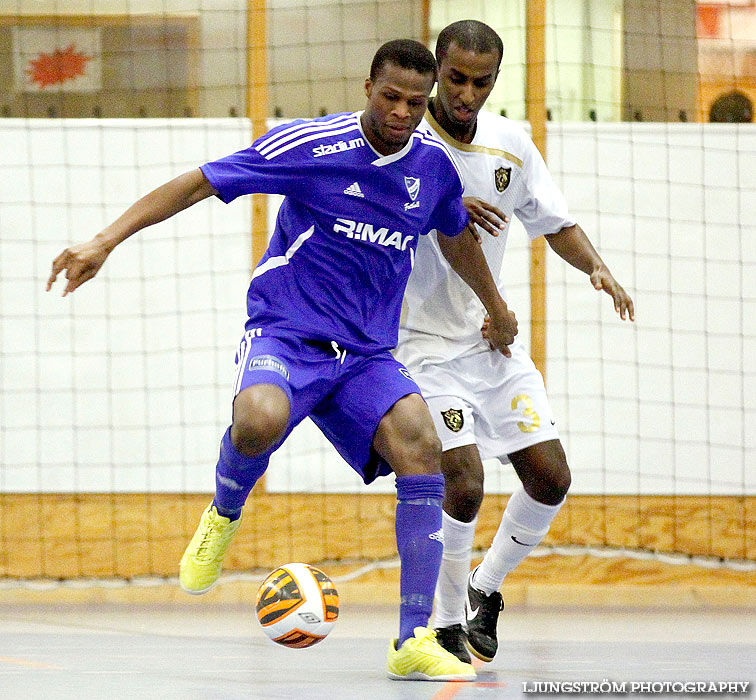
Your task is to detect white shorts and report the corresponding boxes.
[412,341,559,462]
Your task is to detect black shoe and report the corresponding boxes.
[464,569,504,662]
[434,624,471,664]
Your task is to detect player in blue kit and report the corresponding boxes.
[47,39,519,682]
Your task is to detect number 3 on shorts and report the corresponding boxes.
[511,394,540,433]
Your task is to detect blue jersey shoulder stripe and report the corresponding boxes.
[256,114,358,158]
[255,112,354,152]
[260,122,362,161]
[412,129,465,188]
[257,116,357,158]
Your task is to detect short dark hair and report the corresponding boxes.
[436,20,504,68]
[370,39,437,82]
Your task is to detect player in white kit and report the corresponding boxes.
[395,20,635,664]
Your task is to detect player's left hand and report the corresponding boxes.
[463,197,508,244]
[590,266,635,321]
[46,238,111,296]
[481,310,518,357]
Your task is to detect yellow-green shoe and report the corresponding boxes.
[386,627,477,681]
[179,504,242,594]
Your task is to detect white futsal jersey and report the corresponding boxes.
[396,109,574,371]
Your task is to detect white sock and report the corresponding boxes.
[433,511,477,628]
[471,485,564,596]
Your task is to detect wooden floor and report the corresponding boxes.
[1,602,753,700]
[2,551,754,698]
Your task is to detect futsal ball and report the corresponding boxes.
[255,563,339,648]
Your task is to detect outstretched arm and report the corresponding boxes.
[545,223,635,321]
[47,168,217,296]
[437,228,518,357]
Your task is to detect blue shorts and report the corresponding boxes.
[231,329,421,484]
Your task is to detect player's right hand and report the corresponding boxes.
[481,310,518,357]
[46,238,111,296]
[463,197,508,243]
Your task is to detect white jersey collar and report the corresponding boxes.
[425,108,523,168]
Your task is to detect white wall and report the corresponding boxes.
[1,118,754,495]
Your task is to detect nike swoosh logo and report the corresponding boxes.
[466,590,480,621]
[511,535,536,547]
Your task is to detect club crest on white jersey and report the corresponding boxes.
[495,165,512,192]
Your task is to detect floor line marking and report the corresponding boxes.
[430,658,485,700]
[0,656,64,670]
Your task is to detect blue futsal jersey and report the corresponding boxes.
[200,111,468,354]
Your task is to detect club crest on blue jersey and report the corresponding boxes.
[404,176,421,211]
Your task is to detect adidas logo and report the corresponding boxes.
[344,182,364,198]
[429,528,444,543]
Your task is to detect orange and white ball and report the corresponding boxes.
[255,563,339,648]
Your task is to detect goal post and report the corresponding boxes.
[526,0,549,380]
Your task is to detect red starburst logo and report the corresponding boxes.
[26,43,92,89]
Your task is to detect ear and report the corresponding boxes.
[364,77,373,98]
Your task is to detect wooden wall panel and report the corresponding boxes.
[1,493,754,580]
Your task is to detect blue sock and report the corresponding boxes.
[212,427,269,521]
[395,473,445,647]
